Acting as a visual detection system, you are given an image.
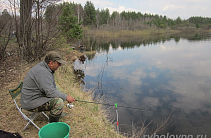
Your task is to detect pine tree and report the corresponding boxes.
[83,1,96,26]
[58,2,83,40]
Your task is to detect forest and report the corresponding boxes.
[1,0,211,61]
[44,1,211,30]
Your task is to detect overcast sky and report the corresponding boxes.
[1,0,211,19]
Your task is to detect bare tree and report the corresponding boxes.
[8,0,63,62]
[19,0,33,61]
[0,9,12,60]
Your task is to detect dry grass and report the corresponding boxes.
[0,60,45,138]
[85,29,180,39]
[0,47,172,138]
[0,50,124,138]
[55,64,124,138]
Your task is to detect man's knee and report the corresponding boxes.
[56,98,64,110]
[50,98,64,115]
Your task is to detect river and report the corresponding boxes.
[73,34,211,136]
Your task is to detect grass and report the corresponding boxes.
[0,49,125,138]
[0,40,173,138]
[85,28,180,39]
[84,28,211,42]
[54,54,124,138]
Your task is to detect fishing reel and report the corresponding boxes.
[66,103,74,109]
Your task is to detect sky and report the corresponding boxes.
[1,0,211,19]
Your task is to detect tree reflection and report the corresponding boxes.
[73,69,85,85]
[82,33,211,53]
[73,55,86,84]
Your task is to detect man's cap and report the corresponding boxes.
[46,51,67,65]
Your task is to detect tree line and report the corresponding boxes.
[1,0,211,61]
[44,1,211,30]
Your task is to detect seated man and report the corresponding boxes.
[20,51,75,123]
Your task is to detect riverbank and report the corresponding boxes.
[1,29,207,137]
[0,48,125,137]
[84,27,211,39]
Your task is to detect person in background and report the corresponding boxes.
[20,51,75,123]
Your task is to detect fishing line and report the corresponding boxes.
[74,99,155,134]
[75,99,151,111]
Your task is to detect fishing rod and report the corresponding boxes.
[75,99,150,111]
[67,99,154,134]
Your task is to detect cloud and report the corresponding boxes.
[64,0,113,7]
[2,0,211,19]
[143,97,160,108]
[0,0,11,13]
[162,5,183,11]
[139,40,211,113]
[64,0,139,14]
[133,0,211,19]
[106,6,139,14]
[89,0,113,8]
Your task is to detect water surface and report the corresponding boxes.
[73,35,211,136]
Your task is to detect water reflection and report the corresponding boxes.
[74,34,211,136]
[79,55,86,64]
[73,69,85,85]
[73,55,86,85]
[82,33,211,54]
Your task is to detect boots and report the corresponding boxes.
[49,113,62,123]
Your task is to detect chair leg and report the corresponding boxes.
[23,112,40,130]
[19,108,48,130]
[41,112,49,120]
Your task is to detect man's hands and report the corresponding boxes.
[66,95,75,103]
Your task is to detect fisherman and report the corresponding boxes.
[20,51,75,123]
[79,43,85,52]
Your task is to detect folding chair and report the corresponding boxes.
[9,81,49,130]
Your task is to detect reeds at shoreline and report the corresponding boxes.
[83,27,211,39]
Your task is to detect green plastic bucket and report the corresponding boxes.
[38,122,70,138]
